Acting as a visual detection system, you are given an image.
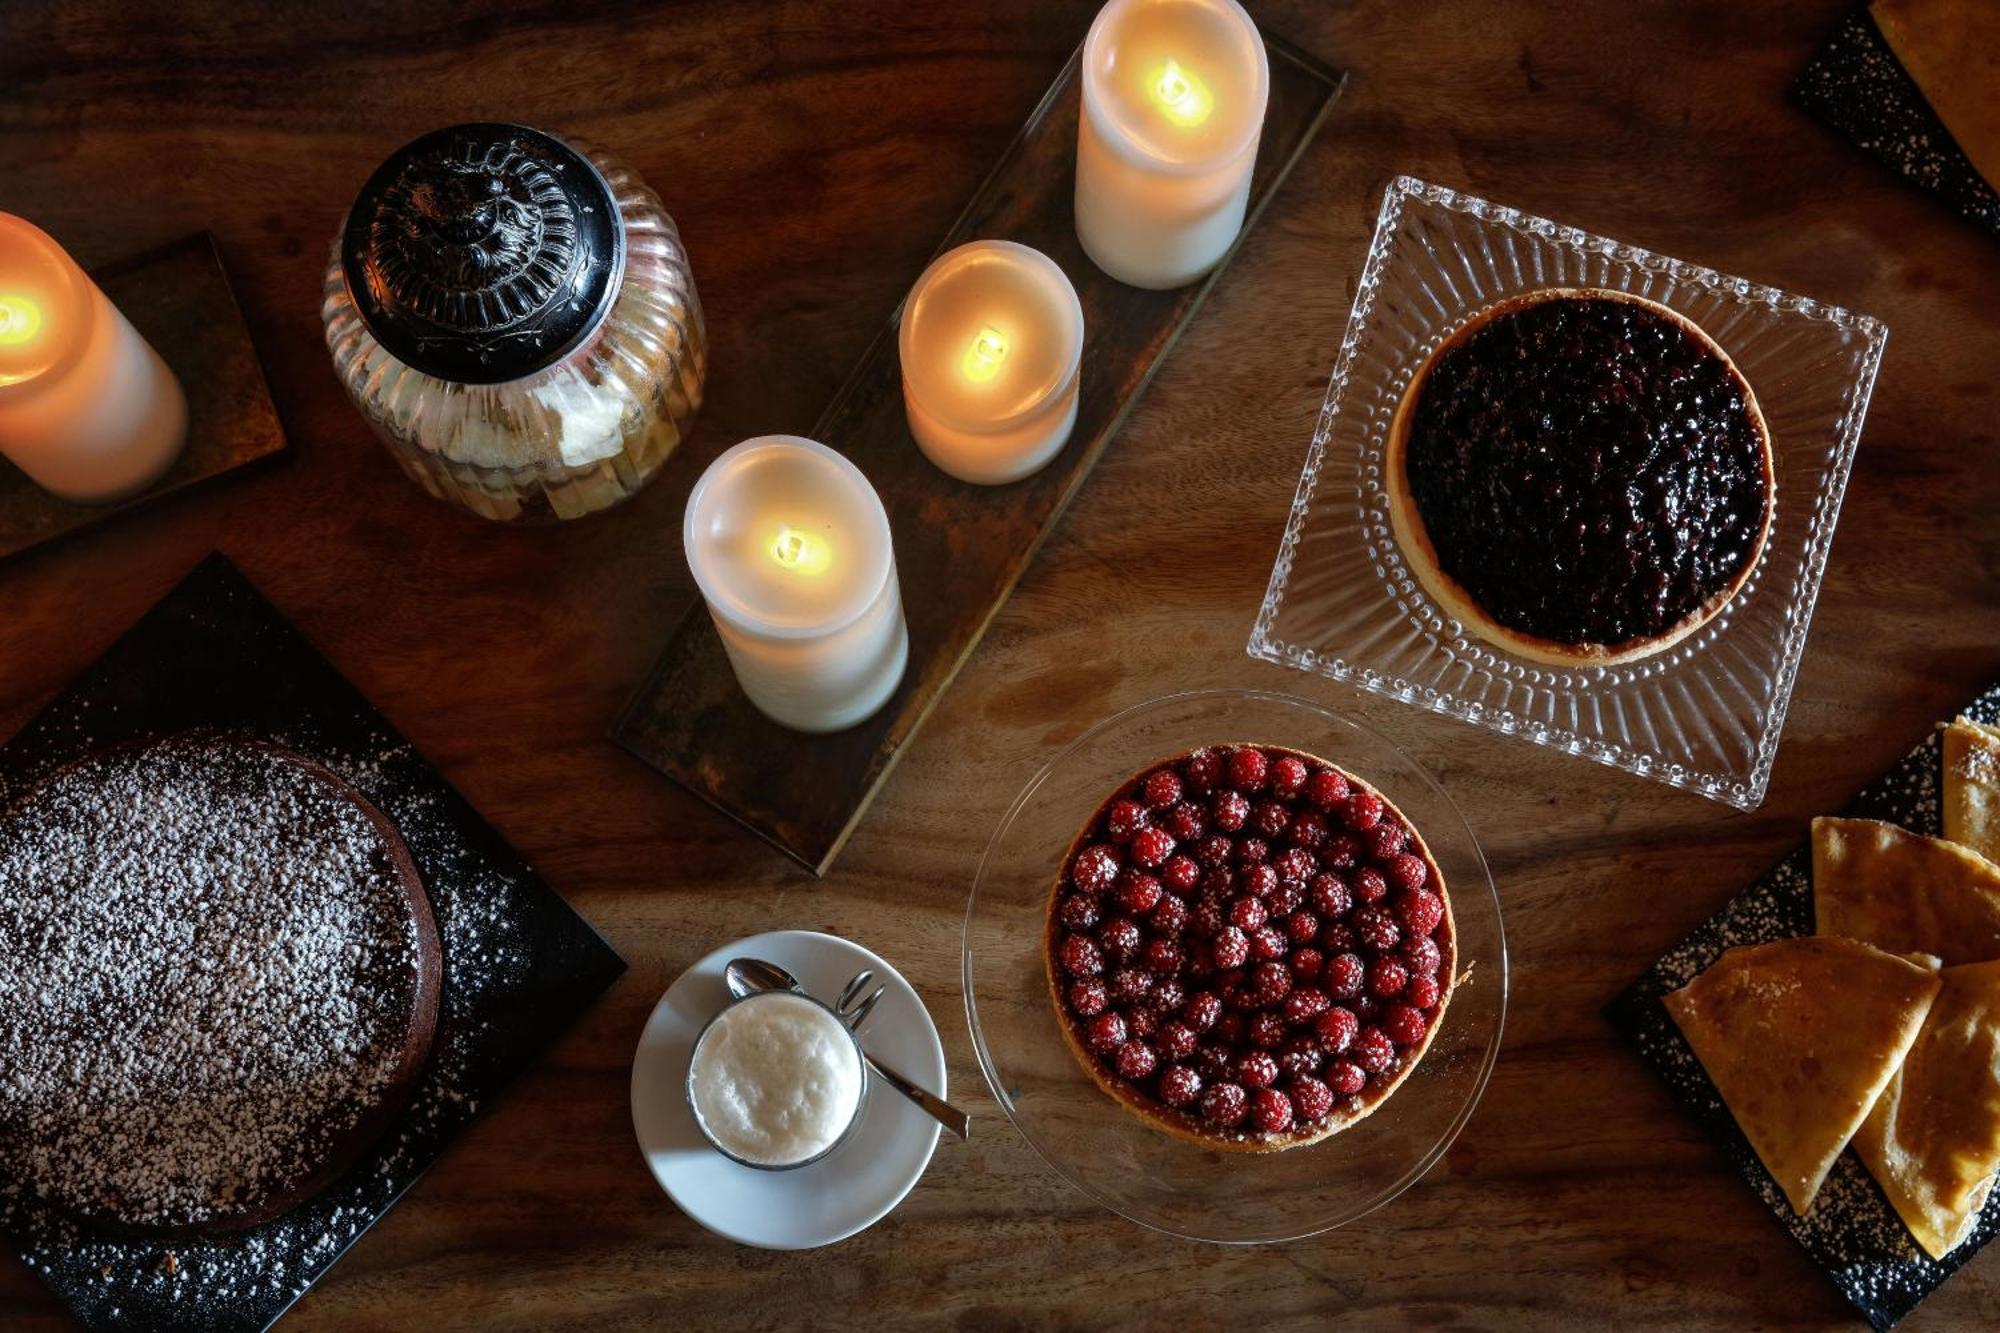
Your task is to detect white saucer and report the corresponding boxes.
[631,929,947,1249]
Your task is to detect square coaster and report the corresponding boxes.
[1605,678,2000,1330]
[0,554,625,1332]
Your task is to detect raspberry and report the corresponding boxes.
[1159,855,1199,894]
[1354,1026,1396,1074]
[1165,802,1205,842]
[1249,1012,1288,1048]
[1309,872,1351,917]
[1059,934,1103,976]
[1129,826,1175,868]
[1279,1037,1323,1078]
[1403,936,1441,975]
[1057,894,1100,931]
[1151,978,1186,1012]
[1195,1044,1233,1082]
[1202,1081,1249,1127]
[1272,847,1317,883]
[1141,768,1183,809]
[1116,871,1164,914]
[1115,1040,1158,1081]
[1352,994,1381,1020]
[1151,894,1190,937]
[1354,867,1390,904]
[1270,755,1309,798]
[1213,1012,1246,1045]
[1099,917,1141,960]
[1324,952,1366,999]
[1143,938,1184,975]
[1229,896,1268,932]
[1211,926,1250,969]
[1199,867,1235,900]
[1251,927,1287,961]
[1126,1005,1158,1038]
[1366,821,1407,861]
[1321,833,1362,871]
[1342,790,1384,831]
[1283,987,1330,1025]
[1368,956,1409,998]
[1159,1065,1203,1106]
[1289,810,1330,850]
[1211,790,1250,833]
[1291,1075,1335,1122]
[1195,834,1233,868]
[1382,1003,1428,1047]
[1320,921,1357,953]
[1327,1059,1367,1095]
[1255,800,1292,839]
[1184,992,1223,1030]
[1354,905,1401,953]
[1071,844,1120,893]
[1086,1011,1127,1054]
[1242,863,1279,898]
[1067,978,1108,1016]
[1289,946,1325,982]
[1249,960,1293,1007]
[1308,767,1350,810]
[1228,747,1270,792]
[1387,852,1429,893]
[1109,968,1151,1004]
[1183,749,1223,793]
[1396,890,1444,939]
[1406,973,1441,1009]
[1315,1005,1359,1052]
[1237,1051,1279,1088]
[1235,837,1271,866]
[1106,798,1149,841]
[1158,1020,1198,1059]
[1251,1087,1295,1134]
[1190,897,1227,938]
[1285,910,1319,945]
[1268,881,1305,917]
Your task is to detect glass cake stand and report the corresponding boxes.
[963,689,1505,1243]
[1250,176,1888,811]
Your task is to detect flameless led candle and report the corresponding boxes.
[0,213,186,502]
[684,436,908,733]
[899,240,1083,486]
[1075,0,1270,290]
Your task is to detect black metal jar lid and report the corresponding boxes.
[339,123,626,385]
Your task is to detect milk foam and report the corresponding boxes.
[689,992,864,1166]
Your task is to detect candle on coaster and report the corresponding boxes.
[684,436,908,733]
[900,240,1083,486]
[0,213,187,502]
[1074,0,1270,290]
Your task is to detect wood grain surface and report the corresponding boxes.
[1,1,1996,1328]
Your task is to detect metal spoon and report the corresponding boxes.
[724,957,970,1141]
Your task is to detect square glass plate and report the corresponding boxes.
[1249,177,1888,810]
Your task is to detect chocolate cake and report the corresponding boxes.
[0,733,441,1238]
[1387,288,1775,666]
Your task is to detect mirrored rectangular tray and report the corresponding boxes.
[1249,176,1888,810]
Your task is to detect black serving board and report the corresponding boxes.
[1606,679,2000,1330]
[614,28,1345,876]
[1794,8,2000,239]
[0,554,625,1332]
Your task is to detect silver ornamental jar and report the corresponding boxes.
[322,123,705,521]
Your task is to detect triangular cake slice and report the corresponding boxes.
[1853,960,2000,1259]
[1813,817,2000,964]
[1944,717,2000,863]
[1665,937,1940,1214]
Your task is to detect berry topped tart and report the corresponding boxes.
[1044,744,1454,1151]
[1387,288,1775,667]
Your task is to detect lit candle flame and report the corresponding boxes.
[770,526,832,576]
[1149,59,1212,128]
[0,295,43,347]
[961,324,1009,384]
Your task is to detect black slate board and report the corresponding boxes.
[1606,679,2000,1330]
[1794,8,2000,239]
[0,553,625,1332]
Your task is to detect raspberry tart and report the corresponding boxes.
[1387,288,1774,666]
[1044,744,1454,1151]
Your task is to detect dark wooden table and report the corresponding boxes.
[3,2,1996,1327]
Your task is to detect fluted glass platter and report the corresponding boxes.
[1250,177,1887,810]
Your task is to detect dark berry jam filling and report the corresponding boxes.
[1402,295,1769,648]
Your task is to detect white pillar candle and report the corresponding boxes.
[683,435,908,733]
[1074,0,1270,290]
[899,240,1083,486]
[0,213,187,503]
